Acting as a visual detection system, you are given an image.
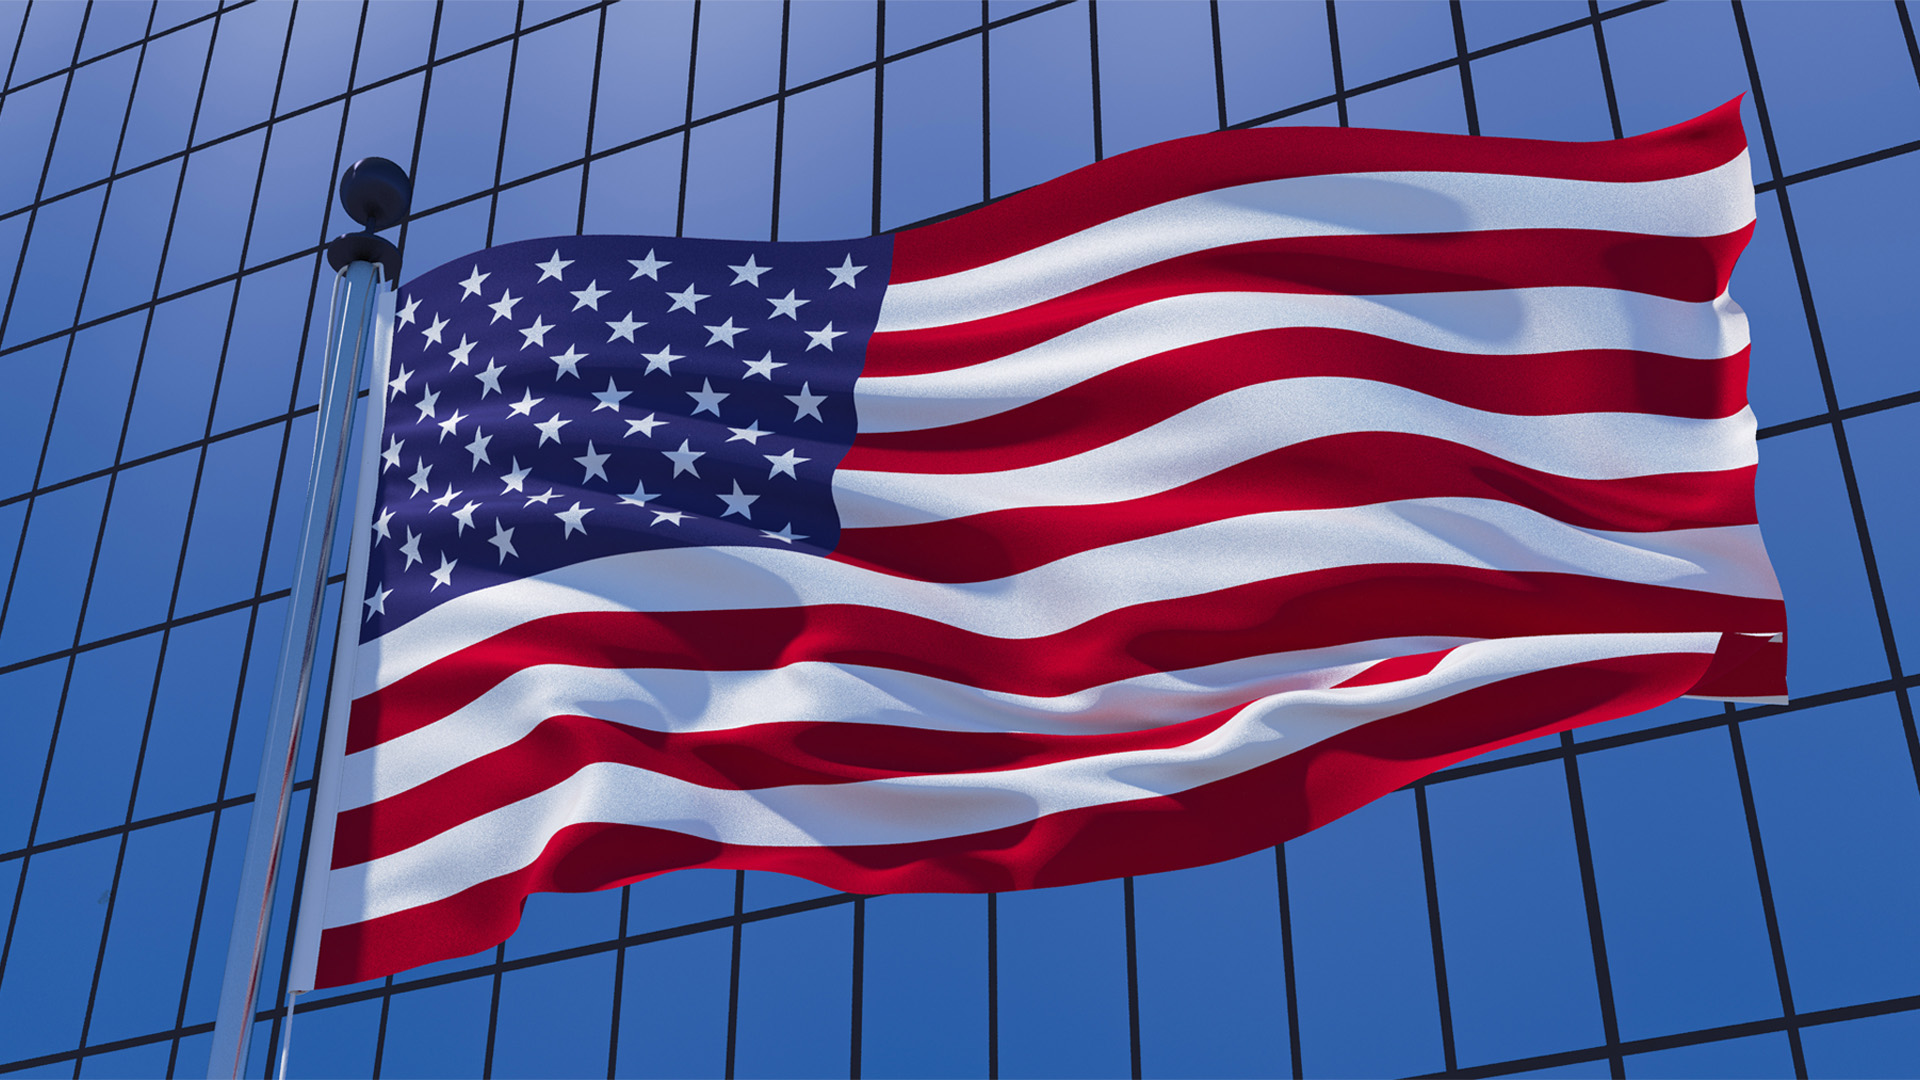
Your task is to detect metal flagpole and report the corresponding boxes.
[207,158,411,1080]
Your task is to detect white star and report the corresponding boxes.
[703,317,746,348]
[570,280,609,310]
[371,506,394,541]
[641,346,682,376]
[592,378,631,412]
[459,265,489,299]
[785,382,826,421]
[381,435,403,472]
[447,335,476,367]
[508,387,544,417]
[556,501,593,537]
[363,583,392,619]
[429,552,456,590]
[727,422,769,445]
[827,254,866,288]
[488,289,520,323]
[628,248,670,280]
[662,439,704,477]
[717,480,759,520]
[742,351,785,380]
[388,364,413,399]
[574,441,610,483]
[500,458,530,493]
[465,427,492,468]
[619,480,658,507]
[764,448,810,479]
[804,322,846,351]
[519,315,553,349]
[625,413,667,438]
[534,412,571,446]
[766,289,809,320]
[760,523,807,544]
[475,358,506,397]
[687,378,728,416]
[549,343,587,380]
[452,500,481,534]
[606,311,646,342]
[429,482,462,512]
[423,313,448,345]
[728,254,771,286]
[399,528,423,569]
[651,509,688,526]
[535,249,574,282]
[397,296,420,326]
[665,283,709,313]
[525,487,559,507]
[409,458,433,496]
[436,407,467,441]
[413,385,440,422]
[488,518,518,563]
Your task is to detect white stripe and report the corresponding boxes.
[342,637,1477,810]
[875,156,1756,332]
[856,289,1751,434]
[357,498,1782,695]
[325,631,1723,926]
[836,379,1757,528]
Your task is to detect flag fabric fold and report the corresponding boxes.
[292,99,1786,990]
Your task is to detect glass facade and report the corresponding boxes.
[1,1,1917,1076]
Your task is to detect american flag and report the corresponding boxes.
[293,101,1787,990]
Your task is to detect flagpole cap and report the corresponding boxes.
[338,156,412,232]
[327,231,402,283]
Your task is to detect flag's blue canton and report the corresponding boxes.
[360,234,894,639]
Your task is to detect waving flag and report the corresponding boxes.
[292,100,1785,989]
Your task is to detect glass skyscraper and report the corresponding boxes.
[3,1,1918,1076]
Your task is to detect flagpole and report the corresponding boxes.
[207,159,410,1080]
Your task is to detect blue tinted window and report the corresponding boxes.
[276,0,358,115]
[0,334,65,501]
[996,880,1131,1078]
[281,997,380,1079]
[374,976,494,1079]
[615,930,731,1078]
[80,162,178,322]
[1428,764,1605,1066]
[246,106,343,267]
[681,103,776,240]
[1599,1,1761,147]
[1094,1,1218,156]
[1287,792,1446,1077]
[1800,1011,1920,1079]
[688,0,782,120]
[9,0,85,85]
[411,46,511,213]
[0,476,109,666]
[861,894,988,1078]
[122,284,237,462]
[1460,0,1590,51]
[491,953,616,1078]
[78,1,152,62]
[1469,23,1612,140]
[584,140,683,237]
[1348,67,1471,135]
[196,0,291,142]
[880,34,980,229]
[44,49,138,194]
[40,315,142,487]
[352,0,435,87]
[85,814,214,1045]
[0,657,65,851]
[0,79,61,212]
[987,4,1091,197]
[1790,154,1920,408]
[117,19,211,171]
[1579,729,1780,1038]
[1741,2,1920,178]
[37,634,164,842]
[500,15,596,184]
[1739,194,1826,427]
[1624,1031,1795,1078]
[886,1,975,55]
[1219,1,1334,124]
[1743,696,1920,1010]
[7,188,105,348]
[734,904,853,1077]
[778,73,874,241]
[592,0,693,153]
[131,608,249,819]
[0,837,119,1062]
[80,449,198,643]
[1848,406,1920,669]
[786,1,874,90]
[160,130,266,294]
[1332,0,1457,90]
[1134,854,1292,1078]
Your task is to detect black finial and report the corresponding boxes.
[338,157,412,231]
[327,157,411,282]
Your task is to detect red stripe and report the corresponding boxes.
[349,568,1784,754]
[871,228,1752,377]
[333,706,1253,868]
[854,335,1749,457]
[889,100,1747,284]
[846,351,1749,480]
[316,647,1713,987]
[835,445,1756,582]
[1334,647,1457,689]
